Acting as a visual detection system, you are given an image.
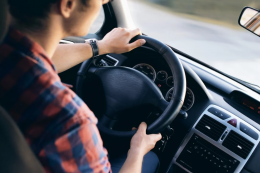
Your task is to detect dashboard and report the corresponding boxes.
[92,47,260,173]
[59,40,260,173]
[172,105,260,173]
[131,63,195,111]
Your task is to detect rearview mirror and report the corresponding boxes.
[239,7,260,37]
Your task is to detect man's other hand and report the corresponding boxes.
[129,122,162,157]
[98,28,146,55]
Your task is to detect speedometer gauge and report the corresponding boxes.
[133,63,156,82]
[165,87,195,111]
[157,71,168,81]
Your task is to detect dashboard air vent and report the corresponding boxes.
[222,130,254,159]
[100,55,119,66]
[195,115,226,141]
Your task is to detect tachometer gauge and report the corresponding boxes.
[165,87,195,111]
[133,63,156,82]
[165,88,174,102]
[166,76,174,87]
[157,71,168,81]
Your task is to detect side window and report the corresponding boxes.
[89,8,105,34]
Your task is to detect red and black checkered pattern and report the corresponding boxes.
[0,29,111,173]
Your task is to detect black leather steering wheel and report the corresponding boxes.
[76,35,186,138]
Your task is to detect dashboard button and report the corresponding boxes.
[218,111,231,120]
[228,119,237,127]
[240,123,259,140]
[240,123,250,133]
[208,107,230,120]
[208,107,219,115]
[248,130,259,140]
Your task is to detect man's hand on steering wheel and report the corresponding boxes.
[119,122,162,173]
[130,122,162,156]
[97,28,146,55]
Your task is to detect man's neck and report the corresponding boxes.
[12,19,64,59]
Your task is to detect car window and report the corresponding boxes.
[89,8,104,34]
[128,0,260,87]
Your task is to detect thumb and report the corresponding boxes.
[128,39,146,51]
[149,133,162,142]
[137,122,147,134]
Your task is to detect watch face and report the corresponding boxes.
[85,38,97,43]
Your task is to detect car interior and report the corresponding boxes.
[1,0,260,173]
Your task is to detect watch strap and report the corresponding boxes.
[89,39,99,58]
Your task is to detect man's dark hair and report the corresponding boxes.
[8,0,88,29]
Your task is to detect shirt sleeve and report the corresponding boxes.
[38,114,111,173]
[34,80,111,173]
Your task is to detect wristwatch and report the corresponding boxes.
[86,39,99,58]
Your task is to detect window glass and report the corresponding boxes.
[128,0,260,87]
[89,8,105,33]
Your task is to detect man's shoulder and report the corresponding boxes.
[0,35,95,125]
[0,40,98,147]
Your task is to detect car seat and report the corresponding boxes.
[0,1,45,172]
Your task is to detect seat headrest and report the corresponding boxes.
[0,106,45,173]
[0,0,10,43]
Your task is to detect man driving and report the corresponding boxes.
[0,0,161,172]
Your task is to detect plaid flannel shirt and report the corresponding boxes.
[0,29,111,173]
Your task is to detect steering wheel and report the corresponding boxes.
[76,35,186,138]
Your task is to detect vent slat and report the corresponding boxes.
[229,133,255,146]
[200,118,226,130]
[223,130,254,159]
[200,116,226,126]
[196,124,224,135]
[227,135,254,149]
[223,141,251,154]
[101,56,118,66]
[195,115,226,141]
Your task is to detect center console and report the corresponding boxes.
[169,105,260,173]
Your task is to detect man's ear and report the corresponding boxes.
[60,0,76,18]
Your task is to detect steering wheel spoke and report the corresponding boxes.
[98,114,117,129]
[88,66,101,74]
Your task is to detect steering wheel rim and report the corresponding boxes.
[76,35,186,137]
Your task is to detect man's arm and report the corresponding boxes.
[119,123,162,173]
[52,28,146,73]
[119,150,143,173]
[52,43,95,73]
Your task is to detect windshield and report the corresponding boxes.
[128,0,260,87]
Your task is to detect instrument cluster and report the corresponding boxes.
[133,63,195,111]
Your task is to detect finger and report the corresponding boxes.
[127,39,146,51]
[149,133,162,142]
[129,28,142,37]
[132,127,137,130]
[137,122,147,134]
